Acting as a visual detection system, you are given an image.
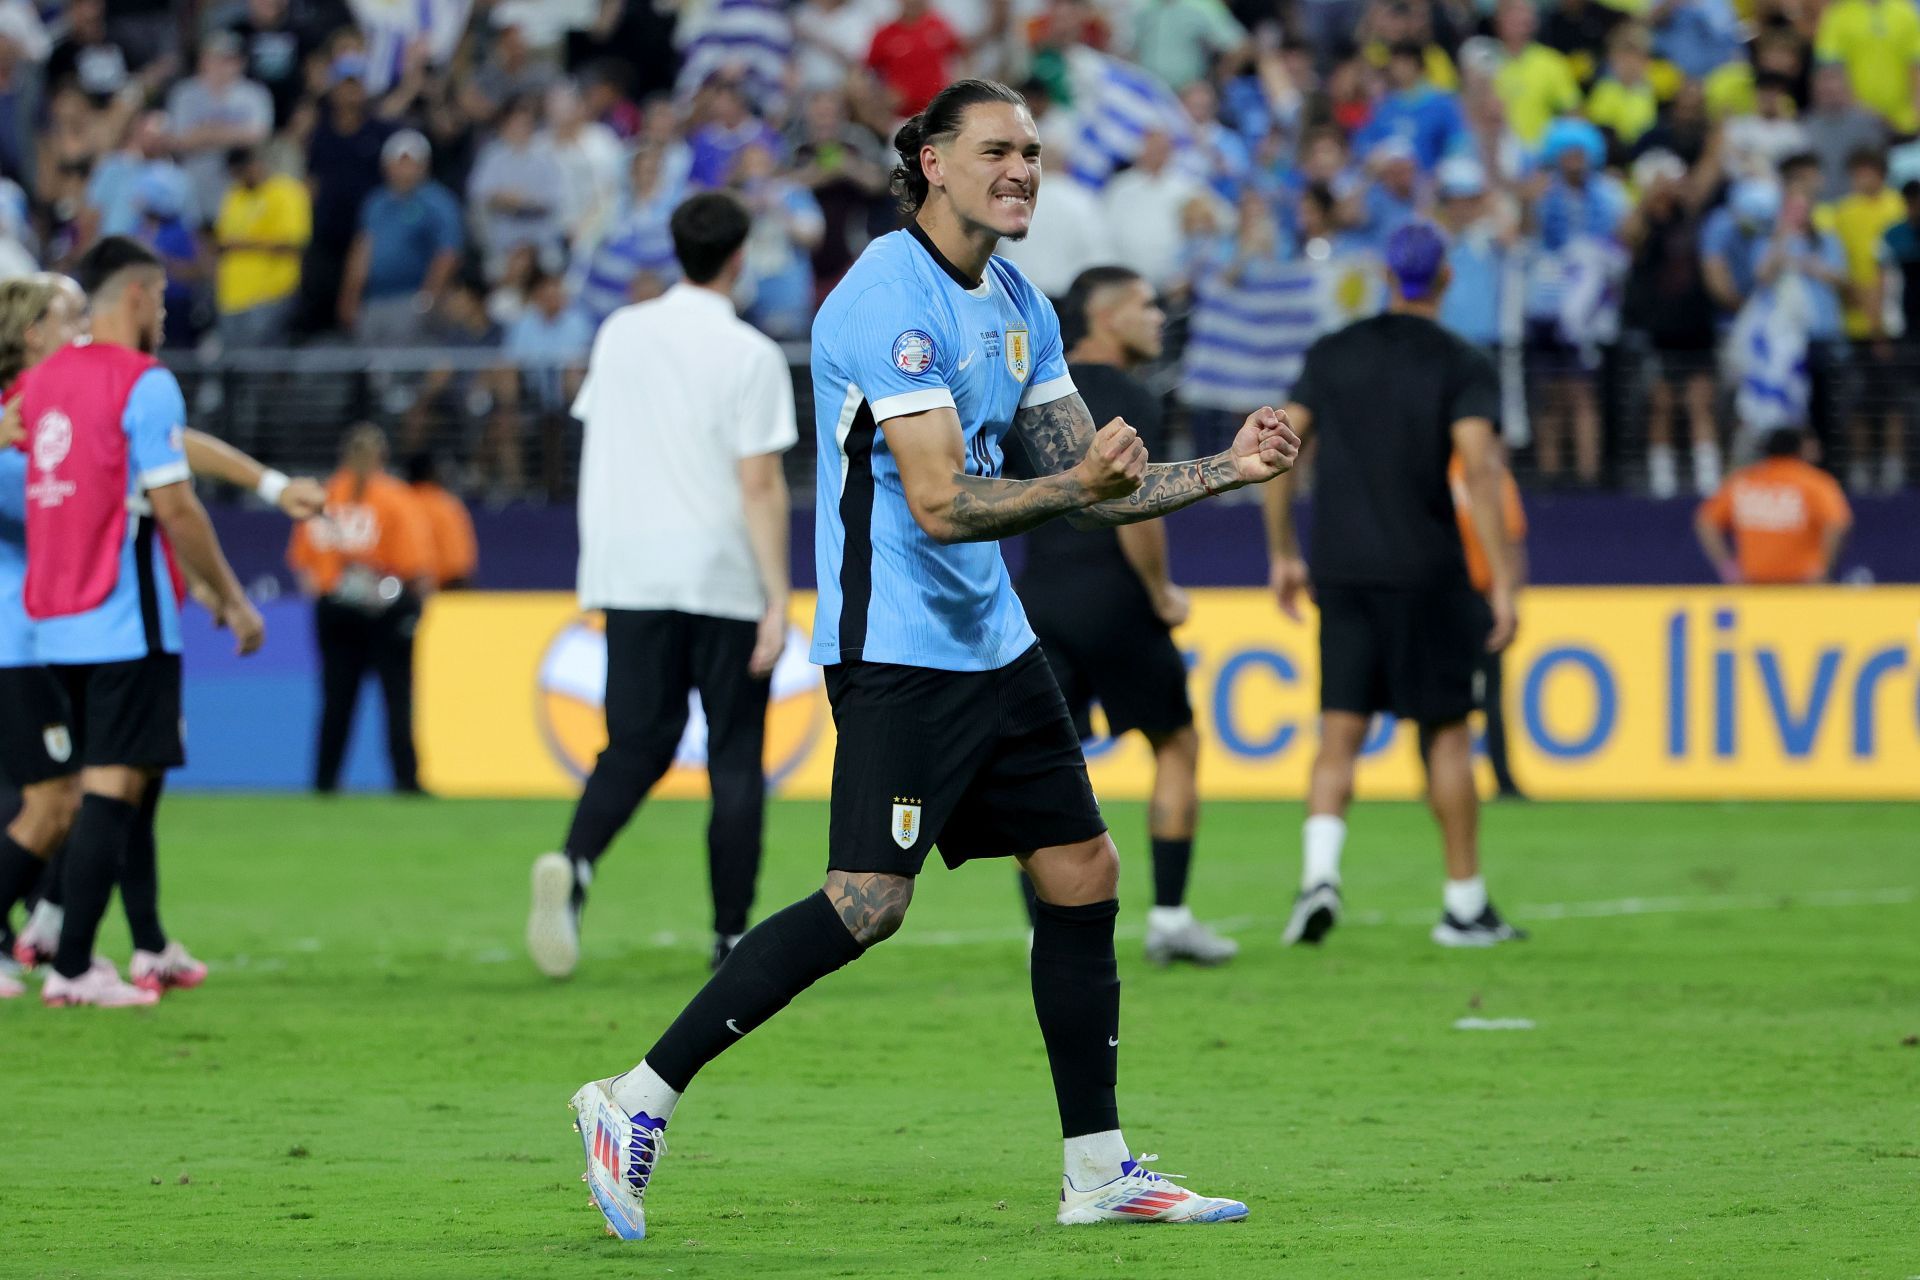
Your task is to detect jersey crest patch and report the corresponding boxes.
[892,330,936,376]
[890,799,922,849]
[1004,325,1031,383]
[42,724,72,764]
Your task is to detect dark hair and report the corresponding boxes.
[1301,182,1338,217]
[226,144,259,171]
[72,235,162,297]
[890,79,1027,213]
[1763,427,1805,458]
[1779,151,1820,180]
[1846,146,1887,175]
[1903,178,1920,200]
[670,191,752,283]
[1061,265,1142,347]
[404,451,438,485]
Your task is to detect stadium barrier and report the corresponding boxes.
[266,587,1920,802]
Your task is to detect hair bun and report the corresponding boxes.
[893,115,926,160]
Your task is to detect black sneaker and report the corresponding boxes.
[1282,882,1342,945]
[1431,903,1528,947]
[710,932,742,971]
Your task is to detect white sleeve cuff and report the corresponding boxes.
[869,386,956,422]
[139,461,191,491]
[1018,373,1077,410]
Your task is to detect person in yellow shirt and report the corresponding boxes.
[214,145,311,346]
[1824,148,1908,488]
[1493,0,1583,144]
[1814,0,1920,133]
[1586,23,1660,157]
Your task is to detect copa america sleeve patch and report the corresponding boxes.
[892,330,937,376]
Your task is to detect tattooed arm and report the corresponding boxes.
[880,405,1146,544]
[1011,392,1300,529]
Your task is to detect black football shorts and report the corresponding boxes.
[1317,582,1484,725]
[49,653,186,771]
[0,664,79,786]
[1023,571,1192,741]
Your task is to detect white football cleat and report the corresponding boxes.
[527,852,581,978]
[1281,882,1341,946]
[569,1077,666,1241]
[42,959,159,1008]
[12,900,62,969]
[1057,1156,1249,1225]
[131,941,209,993]
[1143,910,1240,968]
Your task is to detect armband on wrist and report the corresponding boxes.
[256,469,290,505]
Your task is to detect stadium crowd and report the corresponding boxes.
[1,0,1919,495]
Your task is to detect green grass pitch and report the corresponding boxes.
[4,796,1917,1278]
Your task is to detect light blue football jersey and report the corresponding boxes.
[810,225,1076,672]
[0,449,30,667]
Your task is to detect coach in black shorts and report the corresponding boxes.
[1264,221,1527,948]
[1008,265,1236,967]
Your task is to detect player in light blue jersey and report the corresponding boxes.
[569,80,1301,1238]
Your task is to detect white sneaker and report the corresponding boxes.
[12,900,62,970]
[1281,882,1342,946]
[1648,445,1679,499]
[130,941,209,993]
[42,959,159,1008]
[569,1077,666,1241]
[1057,1155,1248,1224]
[1143,909,1239,967]
[527,852,581,978]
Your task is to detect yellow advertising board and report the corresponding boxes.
[416,588,1920,800]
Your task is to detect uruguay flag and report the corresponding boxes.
[674,0,794,112]
[349,0,472,94]
[1061,48,1209,191]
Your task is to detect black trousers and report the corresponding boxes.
[563,609,770,936]
[314,596,420,793]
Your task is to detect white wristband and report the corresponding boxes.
[256,469,290,506]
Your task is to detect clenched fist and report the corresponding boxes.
[1230,406,1301,485]
[1075,418,1148,501]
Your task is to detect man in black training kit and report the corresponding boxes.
[1009,265,1236,966]
[566,79,1299,1240]
[1264,221,1527,948]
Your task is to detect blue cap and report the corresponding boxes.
[1385,220,1448,299]
[133,164,188,219]
[1539,118,1605,169]
[329,53,368,86]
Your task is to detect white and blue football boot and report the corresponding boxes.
[1057,1155,1249,1225]
[569,1077,666,1241]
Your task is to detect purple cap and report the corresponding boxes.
[1385,220,1448,299]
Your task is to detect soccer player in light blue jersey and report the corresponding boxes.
[569,79,1301,1238]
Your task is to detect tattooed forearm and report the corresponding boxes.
[1011,393,1098,475]
[826,870,916,946]
[938,471,1093,542]
[1069,453,1242,528]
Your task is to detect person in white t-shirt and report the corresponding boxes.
[527,191,799,980]
[1101,129,1213,293]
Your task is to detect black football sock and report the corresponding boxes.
[1150,838,1194,910]
[119,781,167,954]
[51,795,137,980]
[35,844,65,909]
[0,788,20,830]
[1031,897,1122,1138]
[0,832,45,919]
[643,890,865,1092]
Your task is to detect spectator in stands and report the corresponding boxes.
[687,80,783,190]
[1633,79,1717,172]
[45,0,141,103]
[1702,178,1779,327]
[732,142,824,339]
[166,32,272,228]
[1356,136,1424,246]
[468,93,568,277]
[37,85,113,255]
[1724,71,1811,181]
[400,271,504,459]
[1754,162,1851,446]
[0,174,33,275]
[85,111,189,241]
[1525,119,1625,486]
[1104,128,1214,294]
[1874,178,1920,489]
[339,130,463,345]
[305,54,398,335]
[1182,80,1253,200]
[1354,41,1467,174]
[132,167,207,349]
[1652,0,1743,83]
[1133,0,1248,92]
[1623,149,1722,497]
[1827,147,1908,492]
[789,87,890,295]
[214,144,309,348]
[576,143,683,325]
[1433,155,1514,355]
[0,16,42,186]
[1540,0,1622,87]
[226,0,316,130]
[1491,0,1581,146]
[795,0,887,95]
[1696,427,1853,583]
[866,0,963,116]
[544,81,624,254]
[1702,26,1809,123]
[496,268,593,497]
[1815,0,1920,135]
[1585,23,1657,161]
[470,16,554,118]
[404,452,479,590]
[1804,64,1887,203]
[1182,187,1307,456]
